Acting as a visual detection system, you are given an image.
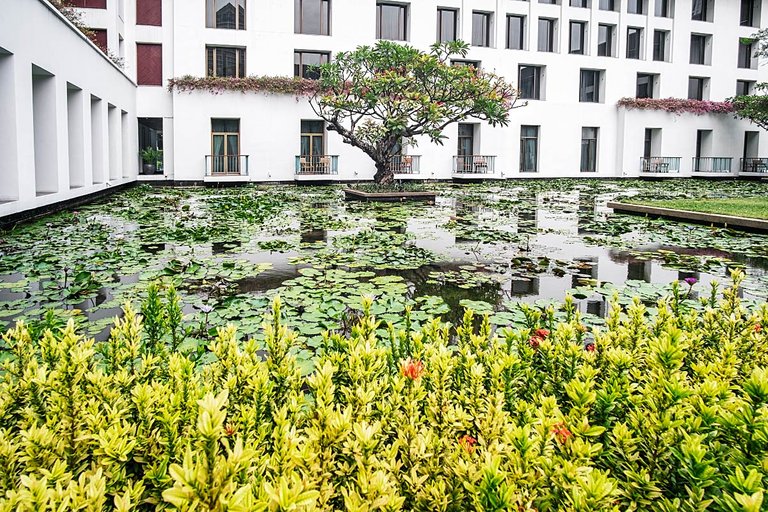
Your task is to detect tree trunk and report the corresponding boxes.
[373,160,395,185]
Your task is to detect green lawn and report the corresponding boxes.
[628,197,768,220]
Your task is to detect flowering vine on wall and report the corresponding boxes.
[617,97,735,115]
[167,75,321,96]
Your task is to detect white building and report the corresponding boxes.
[1,0,768,218]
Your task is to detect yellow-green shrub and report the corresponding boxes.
[0,274,766,511]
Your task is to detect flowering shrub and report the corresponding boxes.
[0,273,767,510]
[167,75,321,96]
[617,97,735,115]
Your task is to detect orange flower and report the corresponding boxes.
[552,422,572,444]
[755,324,762,333]
[528,336,542,349]
[224,423,237,437]
[459,434,477,453]
[400,358,425,380]
[535,328,550,338]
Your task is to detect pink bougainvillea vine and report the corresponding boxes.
[167,75,322,96]
[617,97,735,115]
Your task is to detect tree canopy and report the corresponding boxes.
[730,32,768,129]
[309,40,519,184]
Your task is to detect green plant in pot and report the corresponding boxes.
[141,146,163,174]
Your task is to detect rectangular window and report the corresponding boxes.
[691,0,710,21]
[437,8,457,42]
[472,12,492,47]
[300,120,325,159]
[653,30,668,61]
[581,127,598,173]
[570,0,589,7]
[579,69,601,102]
[294,51,329,79]
[741,0,758,27]
[377,3,408,41]
[136,0,162,26]
[457,124,474,154]
[69,0,107,8]
[506,15,525,50]
[690,34,708,65]
[655,0,672,17]
[89,29,108,52]
[688,76,706,100]
[569,21,586,55]
[628,0,644,14]
[136,43,162,85]
[206,0,246,30]
[538,18,556,52]
[636,73,656,98]
[206,47,245,78]
[211,118,240,174]
[452,60,480,68]
[627,27,642,59]
[599,0,615,10]
[520,125,539,173]
[739,41,755,69]
[519,65,542,100]
[597,24,614,57]
[736,80,755,96]
[295,0,331,35]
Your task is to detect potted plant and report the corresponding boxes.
[141,147,162,174]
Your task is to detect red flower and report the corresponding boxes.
[585,343,596,352]
[535,328,550,338]
[528,336,541,349]
[755,324,762,333]
[224,423,237,437]
[459,434,477,453]
[552,422,572,444]
[400,358,425,380]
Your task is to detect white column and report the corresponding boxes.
[91,96,107,184]
[54,75,70,193]
[67,86,86,188]
[14,56,36,201]
[32,70,59,195]
[0,51,19,202]
[108,104,121,180]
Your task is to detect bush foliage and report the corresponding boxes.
[1,274,767,510]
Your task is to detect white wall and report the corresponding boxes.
[0,0,137,218]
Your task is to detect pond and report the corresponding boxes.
[1,179,768,355]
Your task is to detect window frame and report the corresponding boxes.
[506,14,525,50]
[652,30,669,61]
[538,18,556,53]
[520,125,539,173]
[294,50,330,79]
[518,65,542,100]
[472,11,492,47]
[597,24,615,57]
[569,21,586,55]
[376,2,408,41]
[206,46,246,78]
[206,0,246,30]
[579,69,602,103]
[295,0,331,35]
[436,7,458,43]
[626,27,643,59]
[580,127,598,173]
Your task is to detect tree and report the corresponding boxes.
[730,33,768,129]
[309,40,519,185]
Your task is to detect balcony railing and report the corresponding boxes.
[390,155,421,174]
[205,155,249,176]
[740,158,768,173]
[295,155,339,175]
[692,157,732,173]
[640,157,681,173]
[453,155,496,174]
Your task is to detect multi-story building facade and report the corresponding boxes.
[1,0,767,218]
